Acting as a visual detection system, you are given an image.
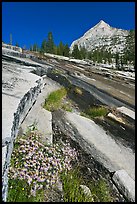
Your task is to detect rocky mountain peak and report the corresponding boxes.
[70,20,129,54]
[95,20,110,28]
[83,20,111,38]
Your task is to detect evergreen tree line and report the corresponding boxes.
[71,44,114,63]
[122,30,135,66]
[71,30,135,68]
[29,30,135,67]
[71,44,131,70]
[30,32,70,57]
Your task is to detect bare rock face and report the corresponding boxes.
[112,169,135,202]
[70,20,129,54]
[2,42,22,53]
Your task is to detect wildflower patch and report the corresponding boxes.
[8,129,78,202]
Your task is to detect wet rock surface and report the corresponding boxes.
[94,116,135,152]
[47,70,135,153]
[53,110,135,178]
[46,59,135,108]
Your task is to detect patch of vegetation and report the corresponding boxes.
[51,68,63,75]
[60,168,93,202]
[81,106,109,119]
[7,127,78,202]
[43,88,73,112]
[7,179,45,202]
[8,125,114,202]
[7,179,33,202]
[89,178,113,202]
[74,87,83,95]
[61,103,73,112]
[43,88,67,111]
[60,167,112,202]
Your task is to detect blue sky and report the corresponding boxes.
[2,2,135,49]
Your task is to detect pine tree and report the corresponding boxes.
[10,33,12,45]
[53,45,58,55]
[115,53,119,69]
[64,44,70,57]
[58,41,64,56]
[120,56,124,70]
[92,50,98,62]
[80,47,87,59]
[30,45,33,51]
[123,29,135,65]
[33,43,39,52]
[41,39,47,53]
[97,50,102,63]
[107,51,112,64]
[46,32,55,54]
[15,42,19,47]
[87,51,92,60]
[72,44,81,59]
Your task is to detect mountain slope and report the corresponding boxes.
[70,20,129,54]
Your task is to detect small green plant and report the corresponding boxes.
[60,168,93,202]
[24,122,38,136]
[61,100,73,112]
[43,88,67,111]
[43,88,73,112]
[89,178,113,202]
[51,68,63,75]
[60,167,112,202]
[7,179,33,202]
[81,106,109,119]
[74,87,83,95]
[7,179,45,202]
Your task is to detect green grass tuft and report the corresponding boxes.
[82,106,109,119]
[43,88,69,111]
[7,179,32,202]
[7,179,45,202]
[89,178,113,202]
[60,168,94,202]
[51,68,63,75]
[61,103,73,112]
[74,87,83,95]
[60,168,113,202]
